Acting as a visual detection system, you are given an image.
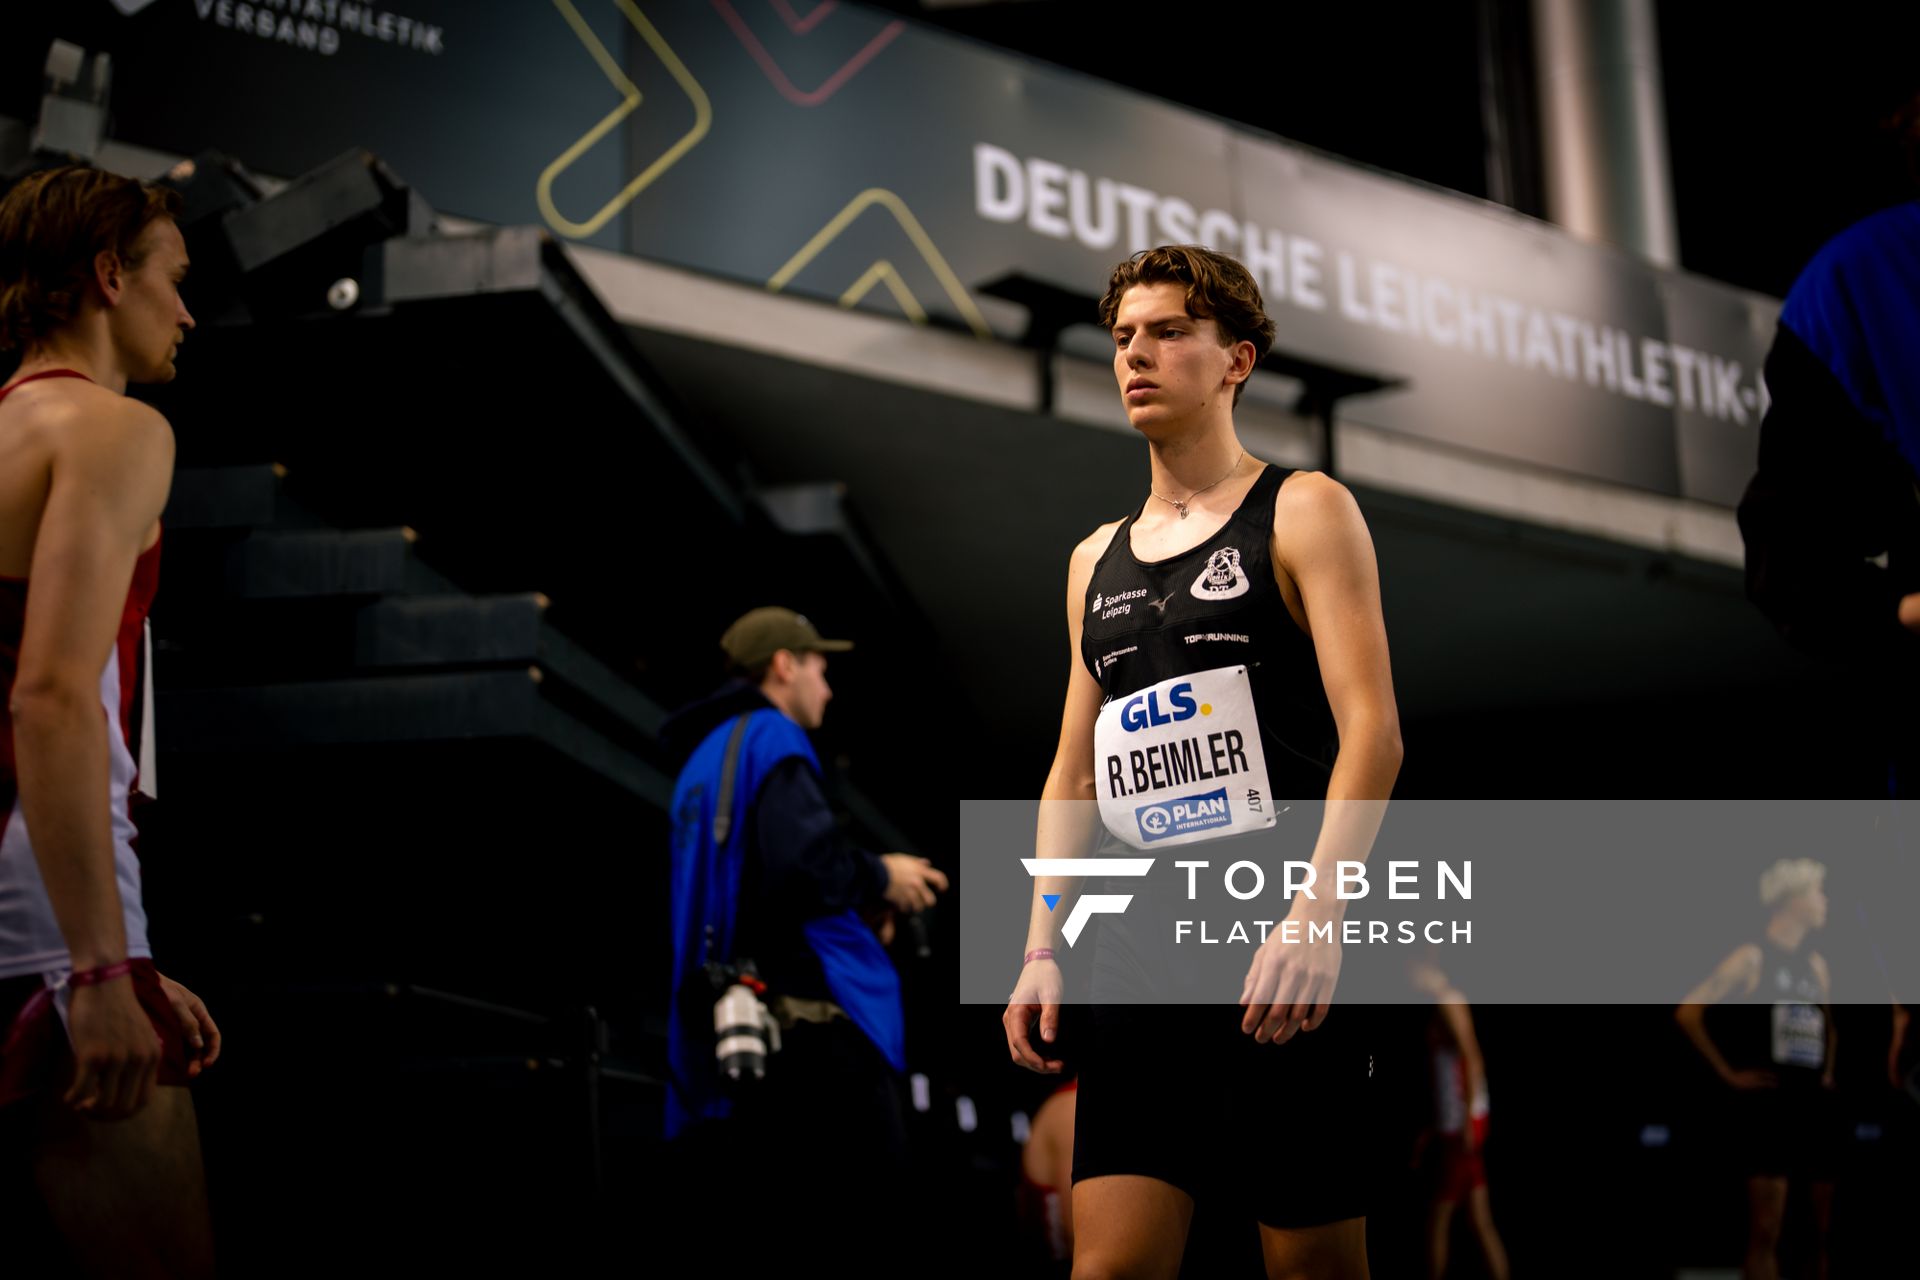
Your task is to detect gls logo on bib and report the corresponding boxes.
[1119,682,1197,732]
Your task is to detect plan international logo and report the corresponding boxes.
[1136,788,1233,842]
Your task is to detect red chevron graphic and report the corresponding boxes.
[770,0,835,35]
[712,0,905,107]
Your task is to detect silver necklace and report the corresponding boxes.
[1151,450,1244,519]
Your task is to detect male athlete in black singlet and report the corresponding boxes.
[1002,246,1403,1279]
[1677,858,1838,1280]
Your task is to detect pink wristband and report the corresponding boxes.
[68,960,134,988]
[1023,948,1055,966]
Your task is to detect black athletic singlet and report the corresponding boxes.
[1068,471,1375,1227]
[1730,937,1828,1080]
[1722,937,1837,1178]
[1080,464,1337,800]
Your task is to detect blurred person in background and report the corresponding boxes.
[1407,955,1509,1280]
[1676,858,1838,1280]
[1016,1074,1078,1276]
[1738,87,1920,795]
[661,606,947,1276]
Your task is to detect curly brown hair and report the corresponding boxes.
[0,165,183,352]
[1097,245,1275,405]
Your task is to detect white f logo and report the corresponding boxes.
[1020,858,1153,946]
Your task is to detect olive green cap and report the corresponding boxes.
[720,606,853,668]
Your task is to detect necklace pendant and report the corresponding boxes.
[1175,503,1189,518]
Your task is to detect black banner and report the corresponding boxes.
[11,1,1777,503]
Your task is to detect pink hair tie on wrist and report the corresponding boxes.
[0,961,135,1066]
[1023,948,1054,966]
[68,960,134,988]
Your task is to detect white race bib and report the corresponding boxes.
[1770,1002,1825,1069]
[1093,665,1276,850]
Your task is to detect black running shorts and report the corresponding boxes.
[1733,1082,1842,1180]
[1069,1002,1376,1229]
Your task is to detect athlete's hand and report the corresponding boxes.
[1240,922,1342,1044]
[1005,958,1064,1073]
[881,854,949,914]
[64,977,163,1121]
[1724,1068,1779,1090]
[157,973,221,1079]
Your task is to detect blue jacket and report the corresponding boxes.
[1740,202,1920,671]
[664,686,904,1138]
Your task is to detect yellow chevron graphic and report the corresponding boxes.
[838,260,927,324]
[538,0,711,239]
[768,188,992,340]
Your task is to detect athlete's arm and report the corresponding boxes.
[1737,317,1920,661]
[1436,987,1490,1150]
[1242,473,1402,1042]
[1811,950,1836,1088]
[1893,1002,1911,1090]
[1675,943,1766,1087]
[10,392,173,1119]
[751,760,891,912]
[1005,524,1113,1074]
[1437,988,1487,1097]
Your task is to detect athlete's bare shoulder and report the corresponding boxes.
[1068,519,1124,589]
[0,381,174,548]
[21,376,170,426]
[1684,941,1763,1006]
[1073,519,1125,562]
[1270,468,1371,570]
[1272,468,1358,526]
[5,375,169,428]
[7,379,173,466]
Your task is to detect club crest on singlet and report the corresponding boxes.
[1190,547,1249,601]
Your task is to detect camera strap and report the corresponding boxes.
[710,713,752,848]
[768,995,848,1029]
